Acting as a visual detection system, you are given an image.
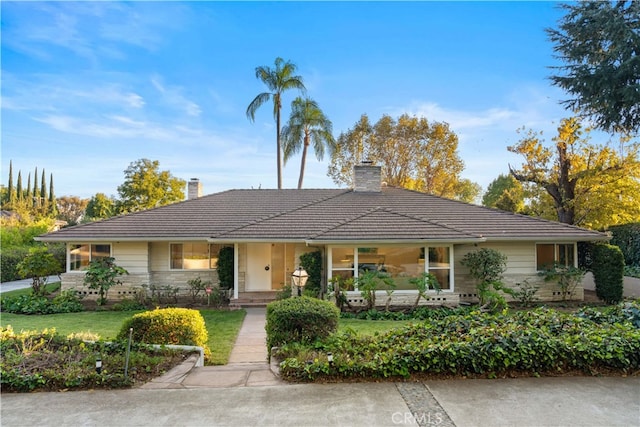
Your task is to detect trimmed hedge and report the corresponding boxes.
[0,247,29,282]
[592,244,625,304]
[609,222,640,267]
[118,308,208,349]
[279,307,640,381]
[266,296,340,353]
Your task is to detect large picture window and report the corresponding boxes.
[70,244,111,271]
[329,245,453,291]
[170,243,226,270]
[536,243,575,270]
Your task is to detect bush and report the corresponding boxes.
[0,247,29,282]
[592,244,625,304]
[1,291,84,315]
[112,298,148,311]
[118,308,209,349]
[279,308,640,381]
[0,327,183,392]
[460,248,512,311]
[609,223,640,267]
[217,246,234,289]
[266,296,340,354]
[299,251,322,297]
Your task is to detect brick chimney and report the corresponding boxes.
[353,161,382,192]
[188,178,202,199]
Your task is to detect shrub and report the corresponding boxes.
[118,308,209,349]
[0,247,29,282]
[187,277,211,302]
[592,244,625,304]
[1,291,84,315]
[539,264,585,301]
[279,308,640,381]
[112,298,148,311]
[460,248,513,311]
[299,251,322,297]
[609,222,640,267]
[217,246,234,289]
[83,257,128,305]
[512,279,540,307]
[17,247,61,296]
[266,296,340,354]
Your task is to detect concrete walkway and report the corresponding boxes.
[142,307,283,389]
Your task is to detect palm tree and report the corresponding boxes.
[282,97,335,189]
[246,57,306,189]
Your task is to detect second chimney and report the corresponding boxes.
[353,161,382,192]
[188,178,203,199]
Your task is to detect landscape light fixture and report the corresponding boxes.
[291,267,309,296]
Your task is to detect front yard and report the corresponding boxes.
[0,309,246,365]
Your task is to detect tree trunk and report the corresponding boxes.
[276,106,282,189]
[298,131,310,189]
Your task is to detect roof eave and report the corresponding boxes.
[305,237,486,245]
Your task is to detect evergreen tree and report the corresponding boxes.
[33,167,39,208]
[48,173,57,216]
[40,169,48,214]
[7,160,15,205]
[16,171,23,201]
[25,172,31,200]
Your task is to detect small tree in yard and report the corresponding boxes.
[17,247,61,296]
[461,248,513,312]
[409,272,440,309]
[83,257,128,305]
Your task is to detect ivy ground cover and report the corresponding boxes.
[278,303,640,381]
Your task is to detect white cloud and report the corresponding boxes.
[151,75,202,117]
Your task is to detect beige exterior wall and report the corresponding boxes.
[60,239,583,303]
[454,242,583,302]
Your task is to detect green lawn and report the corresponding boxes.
[1,282,61,297]
[0,308,246,365]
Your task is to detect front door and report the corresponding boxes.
[246,243,271,291]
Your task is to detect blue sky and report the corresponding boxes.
[1,1,605,200]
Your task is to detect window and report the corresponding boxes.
[70,244,111,271]
[536,243,575,270]
[329,245,453,291]
[170,243,226,270]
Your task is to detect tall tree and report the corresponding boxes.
[508,117,640,228]
[85,193,116,220]
[7,160,15,205]
[48,173,57,217]
[32,167,39,209]
[25,172,31,202]
[329,114,470,199]
[40,169,48,214]
[56,196,89,226]
[16,171,23,201]
[116,158,186,214]
[282,97,335,189]
[454,179,482,204]
[246,57,306,189]
[547,1,640,134]
[482,174,525,212]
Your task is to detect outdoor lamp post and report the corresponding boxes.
[95,355,102,374]
[291,267,308,296]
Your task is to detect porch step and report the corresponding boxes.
[231,291,279,308]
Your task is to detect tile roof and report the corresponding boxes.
[38,187,607,243]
